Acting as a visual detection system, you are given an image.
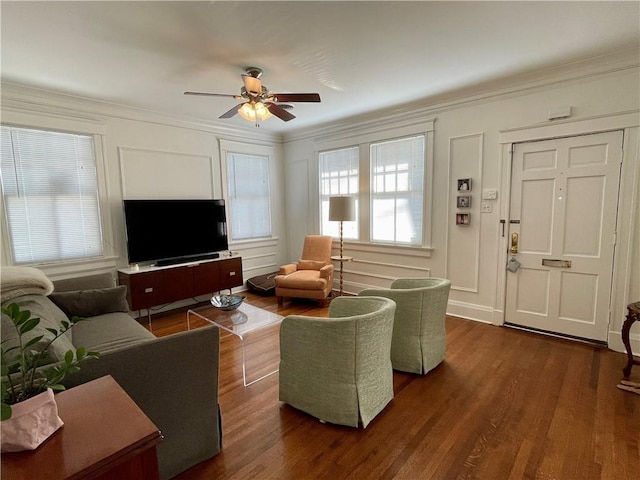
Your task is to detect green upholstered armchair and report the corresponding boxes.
[279,296,396,428]
[360,278,451,375]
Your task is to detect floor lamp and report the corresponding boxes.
[329,195,355,296]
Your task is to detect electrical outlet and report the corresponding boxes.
[481,203,492,213]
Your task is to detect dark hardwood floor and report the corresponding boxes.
[147,293,639,480]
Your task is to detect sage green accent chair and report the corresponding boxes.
[279,296,396,428]
[360,278,451,375]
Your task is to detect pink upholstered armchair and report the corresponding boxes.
[275,235,334,306]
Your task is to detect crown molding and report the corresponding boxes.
[0,83,282,144]
[283,47,640,143]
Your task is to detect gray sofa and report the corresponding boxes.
[1,267,221,479]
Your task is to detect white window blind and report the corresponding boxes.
[226,152,272,240]
[370,135,425,245]
[0,126,104,264]
[319,146,359,239]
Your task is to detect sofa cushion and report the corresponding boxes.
[52,272,116,292]
[276,270,328,290]
[298,259,326,271]
[71,312,155,354]
[1,294,75,364]
[49,286,129,318]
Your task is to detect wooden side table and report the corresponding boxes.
[1,375,163,480]
[622,301,640,379]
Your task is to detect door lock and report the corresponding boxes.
[511,232,519,254]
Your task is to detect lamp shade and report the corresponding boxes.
[329,196,356,222]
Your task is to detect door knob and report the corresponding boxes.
[511,232,519,254]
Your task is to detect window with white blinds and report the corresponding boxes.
[0,126,104,264]
[226,152,272,240]
[370,135,425,245]
[319,146,359,239]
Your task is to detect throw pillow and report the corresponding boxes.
[49,285,129,318]
[298,260,326,271]
[1,294,75,363]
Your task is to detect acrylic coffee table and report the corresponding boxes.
[187,302,283,386]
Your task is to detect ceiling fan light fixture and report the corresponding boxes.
[238,101,272,124]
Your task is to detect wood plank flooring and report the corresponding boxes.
[146,293,639,480]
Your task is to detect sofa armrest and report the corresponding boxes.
[319,264,334,280]
[62,326,221,480]
[278,263,298,275]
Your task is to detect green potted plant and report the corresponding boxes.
[1,302,99,451]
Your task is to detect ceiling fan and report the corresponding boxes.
[184,67,321,124]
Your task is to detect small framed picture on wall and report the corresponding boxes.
[457,195,471,208]
[456,213,470,226]
[457,178,471,192]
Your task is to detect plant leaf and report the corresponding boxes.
[1,402,12,421]
[23,335,45,349]
[18,317,40,334]
[64,350,74,364]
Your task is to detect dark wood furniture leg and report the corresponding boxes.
[622,301,640,379]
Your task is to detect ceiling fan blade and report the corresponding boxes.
[266,103,296,122]
[184,91,240,99]
[242,75,262,96]
[219,104,245,119]
[270,93,321,103]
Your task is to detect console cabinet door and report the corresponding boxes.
[219,258,243,291]
[119,271,165,311]
[162,266,194,303]
[192,261,220,296]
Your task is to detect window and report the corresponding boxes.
[318,132,429,248]
[226,152,272,240]
[370,135,425,245]
[1,126,104,264]
[319,146,359,239]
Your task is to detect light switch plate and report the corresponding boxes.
[482,189,498,200]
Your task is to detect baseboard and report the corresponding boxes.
[446,300,494,324]
[608,331,640,355]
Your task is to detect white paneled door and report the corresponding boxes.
[505,131,623,341]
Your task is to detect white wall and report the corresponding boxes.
[282,66,640,354]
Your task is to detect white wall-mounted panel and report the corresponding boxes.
[119,147,214,199]
[446,133,483,292]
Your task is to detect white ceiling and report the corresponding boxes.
[2,1,639,134]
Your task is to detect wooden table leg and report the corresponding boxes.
[622,302,640,379]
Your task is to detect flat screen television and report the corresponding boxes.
[123,199,229,266]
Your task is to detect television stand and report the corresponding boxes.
[118,256,243,324]
[156,252,220,267]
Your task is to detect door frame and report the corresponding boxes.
[495,111,639,352]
